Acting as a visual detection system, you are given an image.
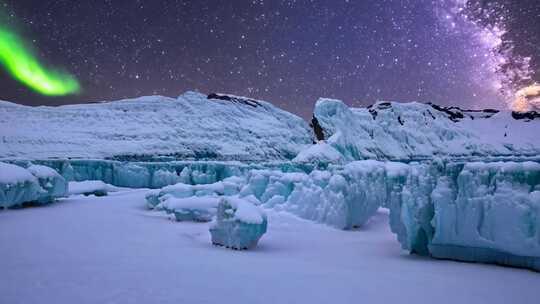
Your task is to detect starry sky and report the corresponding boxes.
[0,0,538,119]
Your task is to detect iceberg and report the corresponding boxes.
[27,165,68,204]
[0,162,41,208]
[209,196,267,250]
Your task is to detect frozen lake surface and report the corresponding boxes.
[1,189,538,304]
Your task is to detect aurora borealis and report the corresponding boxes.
[0,0,538,117]
[0,26,80,96]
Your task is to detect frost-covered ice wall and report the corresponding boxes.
[311,99,540,161]
[0,162,67,208]
[0,91,312,160]
[146,159,539,270]
[21,159,310,189]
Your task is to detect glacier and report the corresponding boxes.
[0,91,313,161]
[1,91,540,271]
[312,98,540,161]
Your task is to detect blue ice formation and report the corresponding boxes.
[35,159,251,189]
[209,196,267,250]
[27,165,68,204]
[376,160,540,271]
[0,162,42,208]
[0,162,67,208]
[238,163,386,229]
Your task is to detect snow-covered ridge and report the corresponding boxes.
[0,91,313,160]
[311,99,540,161]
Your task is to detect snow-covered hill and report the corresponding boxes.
[310,99,540,161]
[0,92,312,160]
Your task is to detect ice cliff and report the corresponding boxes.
[0,91,312,160]
[311,99,540,161]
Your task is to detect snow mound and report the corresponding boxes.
[0,91,312,160]
[310,99,540,161]
[146,180,242,209]
[159,196,220,222]
[292,141,345,165]
[68,181,119,196]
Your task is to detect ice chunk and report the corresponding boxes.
[385,161,540,271]
[209,196,267,250]
[151,169,180,188]
[145,181,234,209]
[428,162,540,270]
[68,181,117,196]
[0,162,41,208]
[159,196,220,222]
[27,165,68,204]
[240,163,384,229]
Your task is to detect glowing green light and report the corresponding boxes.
[0,27,80,95]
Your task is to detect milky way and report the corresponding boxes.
[0,0,538,118]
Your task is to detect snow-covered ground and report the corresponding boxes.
[1,189,538,304]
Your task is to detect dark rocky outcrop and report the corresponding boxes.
[207,93,262,108]
[512,111,540,121]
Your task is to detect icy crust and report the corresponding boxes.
[27,165,68,203]
[0,162,67,208]
[311,99,540,161]
[209,197,267,250]
[0,91,312,160]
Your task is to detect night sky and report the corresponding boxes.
[0,0,538,119]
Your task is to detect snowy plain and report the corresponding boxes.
[1,189,539,304]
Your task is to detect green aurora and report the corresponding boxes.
[0,26,80,96]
